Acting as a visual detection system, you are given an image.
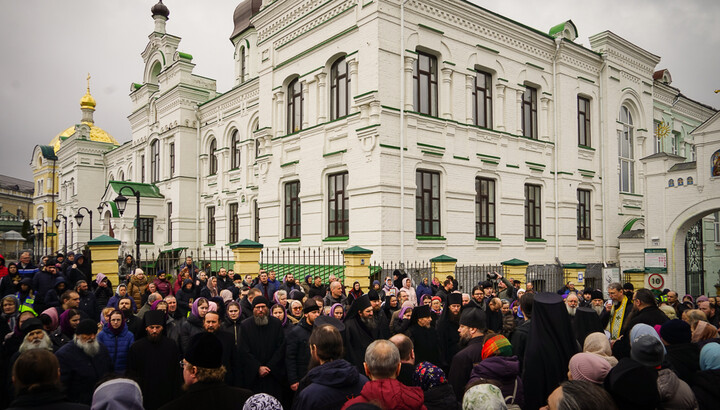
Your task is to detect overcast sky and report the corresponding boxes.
[1,0,718,181]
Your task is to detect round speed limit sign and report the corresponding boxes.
[648,274,664,290]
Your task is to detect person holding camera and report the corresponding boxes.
[484,271,515,302]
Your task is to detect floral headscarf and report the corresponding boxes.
[243,393,282,410]
[463,384,507,410]
[413,361,447,391]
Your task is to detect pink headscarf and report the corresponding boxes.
[41,307,59,331]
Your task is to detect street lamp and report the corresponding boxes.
[54,214,68,255]
[114,186,141,266]
[35,219,48,257]
[74,207,93,241]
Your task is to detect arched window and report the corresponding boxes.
[668,179,674,187]
[239,46,247,83]
[618,106,634,193]
[287,78,303,133]
[118,170,125,182]
[330,57,349,120]
[231,130,241,169]
[150,139,160,182]
[687,176,693,185]
[149,61,161,84]
[209,138,218,175]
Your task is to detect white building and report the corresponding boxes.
[33,0,719,295]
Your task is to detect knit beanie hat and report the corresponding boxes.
[631,334,665,367]
[185,333,222,368]
[459,308,487,330]
[252,296,270,309]
[569,352,612,384]
[76,319,98,335]
[303,299,320,314]
[659,319,691,345]
[481,334,513,360]
[413,361,447,391]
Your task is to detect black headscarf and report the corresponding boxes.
[573,306,604,347]
[522,292,578,410]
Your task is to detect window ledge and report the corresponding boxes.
[204,243,215,246]
[280,238,301,243]
[577,240,595,249]
[323,236,349,242]
[525,238,547,242]
[140,242,155,245]
[578,145,595,151]
[416,235,446,241]
[476,237,501,242]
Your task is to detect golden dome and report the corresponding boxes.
[49,124,119,152]
[80,90,96,110]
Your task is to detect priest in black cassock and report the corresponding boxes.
[239,296,286,401]
[405,304,441,365]
[436,292,463,370]
[343,294,379,373]
[126,310,183,410]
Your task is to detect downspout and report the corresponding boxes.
[552,37,562,260]
[598,54,608,265]
[52,159,57,254]
[195,106,201,252]
[399,0,410,265]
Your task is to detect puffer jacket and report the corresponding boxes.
[126,275,148,308]
[97,323,135,373]
[154,276,173,298]
[656,368,698,410]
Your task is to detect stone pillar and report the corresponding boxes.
[348,58,359,113]
[343,246,373,289]
[316,72,327,123]
[230,239,263,275]
[501,258,529,288]
[465,74,474,124]
[301,80,310,129]
[541,96,551,140]
[87,235,122,285]
[563,263,586,291]
[274,90,284,138]
[441,66,453,120]
[516,89,524,135]
[430,254,457,281]
[495,84,506,131]
[404,55,416,111]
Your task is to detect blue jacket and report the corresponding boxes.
[97,323,135,373]
[32,269,58,301]
[416,282,434,302]
[293,359,368,410]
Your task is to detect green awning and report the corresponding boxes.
[160,247,188,254]
[39,145,58,160]
[260,263,345,283]
[106,181,165,199]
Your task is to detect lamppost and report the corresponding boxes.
[74,207,93,242]
[114,186,141,266]
[53,214,68,255]
[35,219,48,257]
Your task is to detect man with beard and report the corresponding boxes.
[466,285,485,311]
[126,310,182,410]
[448,308,487,403]
[565,293,580,324]
[240,296,285,400]
[203,311,239,386]
[600,282,633,341]
[286,299,321,391]
[159,332,253,410]
[611,288,669,359]
[31,258,59,312]
[437,292,463,370]
[254,271,276,301]
[580,289,593,308]
[590,290,605,316]
[344,294,379,373]
[368,289,390,339]
[215,267,232,291]
[435,279,454,303]
[280,273,301,294]
[55,319,113,405]
[118,296,142,337]
[294,324,368,409]
[75,280,98,323]
[405,304,441,365]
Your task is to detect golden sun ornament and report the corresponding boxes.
[655,121,670,140]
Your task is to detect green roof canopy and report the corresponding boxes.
[230,239,263,249]
[563,263,587,269]
[39,145,58,160]
[106,181,164,199]
[343,246,373,255]
[430,254,457,262]
[87,235,121,246]
[501,258,529,266]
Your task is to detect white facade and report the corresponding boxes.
[43,0,718,295]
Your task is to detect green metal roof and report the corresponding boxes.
[261,263,345,283]
[39,145,58,160]
[230,239,263,249]
[343,246,373,255]
[160,246,188,254]
[622,218,641,233]
[549,20,578,38]
[501,258,529,266]
[107,181,164,198]
[87,234,121,246]
[430,254,457,262]
[623,268,645,273]
[563,263,587,269]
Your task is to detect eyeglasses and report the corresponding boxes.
[292,306,302,310]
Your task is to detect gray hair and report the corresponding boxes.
[557,380,618,410]
[276,289,287,298]
[364,340,400,379]
[607,282,622,292]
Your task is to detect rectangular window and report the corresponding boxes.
[150,140,160,182]
[138,217,153,244]
[253,200,260,243]
[473,70,493,129]
[577,189,591,240]
[284,181,301,239]
[524,184,542,239]
[229,203,239,243]
[207,207,216,245]
[328,172,349,237]
[714,212,720,243]
[330,57,349,120]
[475,177,496,238]
[413,51,438,116]
[690,145,697,161]
[140,155,145,183]
[578,96,591,147]
[521,86,538,139]
[671,133,679,155]
[169,142,175,177]
[416,170,441,236]
[167,202,172,244]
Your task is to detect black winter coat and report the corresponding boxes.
[448,336,485,403]
[612,305,669,359]
[665,342,700,385]
[423,383,460,410]
[7,385,89,410]
[178,314,204,354]
[126,335,182,410]
[286,318,313,384]
[692,369,720,410]
[158,381,252,410]
[55,342,113,405]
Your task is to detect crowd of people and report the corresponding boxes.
[1,252,720,409]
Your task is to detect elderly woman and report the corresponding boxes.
[273,289,288,309]
[402,278,417,306]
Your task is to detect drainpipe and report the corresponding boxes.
[552,37,562,261]
[598,54,608,265]
[399,0,410,265]
[195,106,201,252]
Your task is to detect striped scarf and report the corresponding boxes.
[607,296,628,340]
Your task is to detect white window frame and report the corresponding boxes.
[618,106,634,193]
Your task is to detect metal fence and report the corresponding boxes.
[370,261,433,288]
[119,247,235,281]
[526,264,563,293]
[454,264,505,292]
[260,246,345,283]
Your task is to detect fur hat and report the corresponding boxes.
[185,333,222,368]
